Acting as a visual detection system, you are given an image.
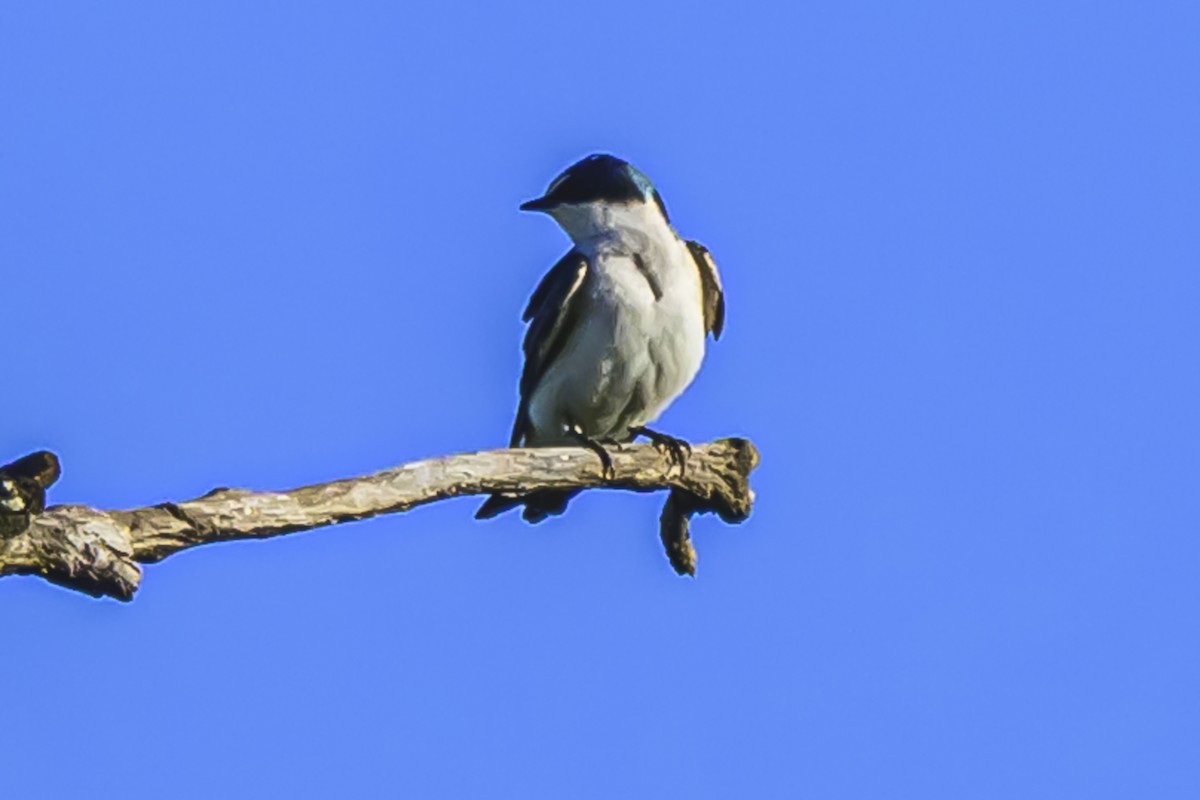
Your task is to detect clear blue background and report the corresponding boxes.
[3,2,1198,797]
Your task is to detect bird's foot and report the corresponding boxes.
[629,426,691,475]
[568,425,617,481]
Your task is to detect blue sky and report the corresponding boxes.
[3,2,1198,797]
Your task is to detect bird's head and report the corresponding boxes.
[521,154,670,241]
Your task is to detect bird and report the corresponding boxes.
[476,153,725,523]
[0,450,61,538]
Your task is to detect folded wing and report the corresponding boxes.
[685,240,725,340]
[509,250,590,446]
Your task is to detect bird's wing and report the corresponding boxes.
[509,250,590,446]
[685,240,725,340]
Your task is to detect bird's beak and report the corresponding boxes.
[519,196,556,212]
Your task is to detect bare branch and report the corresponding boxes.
[0,439,759,601]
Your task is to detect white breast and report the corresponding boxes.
[526,235,707,444]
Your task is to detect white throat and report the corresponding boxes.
[548,200,673,248]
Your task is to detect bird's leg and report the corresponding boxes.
[567,424,616,481]
[628,426,691,474]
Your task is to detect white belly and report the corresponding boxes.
[526,249,706,444]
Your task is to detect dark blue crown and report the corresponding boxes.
[521,154,669,221]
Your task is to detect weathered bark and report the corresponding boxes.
[0,439,758,601]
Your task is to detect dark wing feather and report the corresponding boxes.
[685,240,725,340]
[508,250,590,446]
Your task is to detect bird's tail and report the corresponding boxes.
[474,489,580,523]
